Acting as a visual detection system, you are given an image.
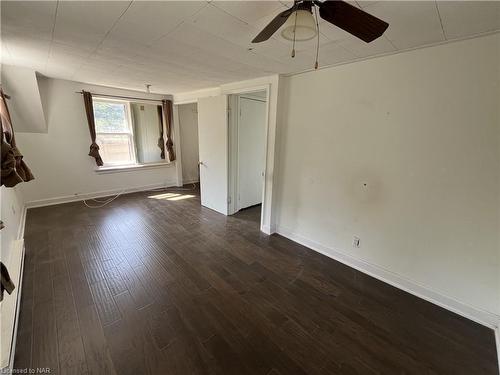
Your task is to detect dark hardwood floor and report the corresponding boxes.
[14,186,498,374]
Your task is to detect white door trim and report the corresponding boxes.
[225,84,273,233]
[174,74,280,234]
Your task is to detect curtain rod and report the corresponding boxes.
[75,91,165,103]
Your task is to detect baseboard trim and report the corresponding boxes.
[261,225,272,235]
[261,224,276,235]
[182,179,199,185]
[276,225,500,329]
[25,182,178,209]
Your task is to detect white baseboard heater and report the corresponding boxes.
[1,239,25,370]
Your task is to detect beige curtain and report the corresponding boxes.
[82,91,104,166]
[156,105,165,159]
[162,99,175,161]
[1,89,34,187]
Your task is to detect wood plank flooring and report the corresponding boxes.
[14,186,498,374]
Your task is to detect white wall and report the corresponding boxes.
[12,78,178,205]
[178,103,199,183]
[1,65,47,133]
[275,34,500,319]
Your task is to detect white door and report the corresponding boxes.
[238,97,266,210]
[197,95,228,215]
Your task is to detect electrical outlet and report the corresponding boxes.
[353,236,360,248]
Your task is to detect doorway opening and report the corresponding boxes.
[228,90,267,220]
[177,102,199,185]
[187,85,271,232]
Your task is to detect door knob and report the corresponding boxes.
[198,161,204,166]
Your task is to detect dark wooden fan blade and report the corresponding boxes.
[318,0,388,43]
[252,6,296,43]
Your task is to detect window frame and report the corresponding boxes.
[93,97,138,167]
[92,96,171,171]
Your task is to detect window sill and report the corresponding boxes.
[95,161,174,174]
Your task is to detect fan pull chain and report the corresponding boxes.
[291,10,298,58]
[314,5,320,69]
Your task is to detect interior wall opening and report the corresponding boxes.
[228,90,268,219]
[177,102,200,185]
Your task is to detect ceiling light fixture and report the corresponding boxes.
[281,8,317,41]
[251,0,389,69]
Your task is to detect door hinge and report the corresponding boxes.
[227,196,232,204]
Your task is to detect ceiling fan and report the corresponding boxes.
[252,0,389,68]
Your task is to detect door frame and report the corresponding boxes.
[174,76,278,235]
[229,93,267,214]
[226,85,271,232]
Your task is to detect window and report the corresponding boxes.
[94,99,136,166]
[93,98,166,168]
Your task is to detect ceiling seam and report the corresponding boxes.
[90,1,134,54]
[384,35,398,51]
[211,1,289,33]
[210,3,251,26]
[44,0,59,74]
[151,20,185,45]
[339,44,359,59]
[151,3,209,44]
[70,0,133,80]
[435,1,448,41]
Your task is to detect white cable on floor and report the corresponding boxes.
[83,191,124,208]
[82,183,198,208]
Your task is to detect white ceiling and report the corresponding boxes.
[1,1,499,94]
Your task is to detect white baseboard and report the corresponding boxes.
[261,225,272,235]
[1,239,25,371]
[261,224,276,235]
[25,182,178,209]
[182,179,199,185]
[276,225,500,330]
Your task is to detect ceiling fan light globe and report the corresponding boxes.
[281,9,317,41]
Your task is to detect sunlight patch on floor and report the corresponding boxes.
[148,192,195,201]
